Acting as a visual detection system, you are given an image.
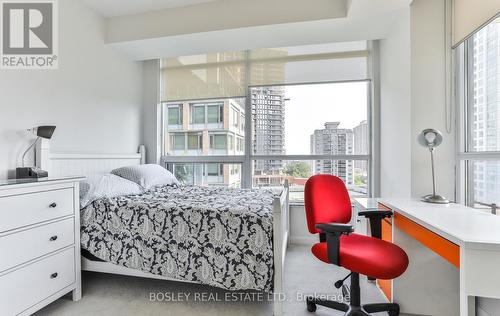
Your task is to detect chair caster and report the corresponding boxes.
[388,307,400,316]
[306,299,317,312]
[387,303,400,316]
[363,302,400,316]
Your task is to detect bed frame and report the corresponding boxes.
[36,140,290,316]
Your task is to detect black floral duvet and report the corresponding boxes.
[80,185,277,292]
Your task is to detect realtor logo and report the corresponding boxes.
[1,0,58,69]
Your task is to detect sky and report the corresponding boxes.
[283,82,368,155]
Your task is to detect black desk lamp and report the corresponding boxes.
[16,126,56,179]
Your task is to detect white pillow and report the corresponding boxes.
[111,164,179,190]
[80,174,144,208]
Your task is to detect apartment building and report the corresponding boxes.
[311,122,354,185]
[353,119,368,160]
[164,87,288,188]
[472,19,500,205]
[252,86,286,186]
[164,99,245,187]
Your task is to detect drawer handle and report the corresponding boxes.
[49,202,57,208]
[49,235,58,241]
[50,272,58,279]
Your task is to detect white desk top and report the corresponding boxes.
[352,198,380,210]
[379,199,500,250]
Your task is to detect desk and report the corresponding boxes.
[354,198,500,316]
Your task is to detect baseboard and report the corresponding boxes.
[290,236,316,245]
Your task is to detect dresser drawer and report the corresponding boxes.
[0,218,74,272]
[0,188,74,232]
[0,247,75,315]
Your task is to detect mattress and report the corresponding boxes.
[80,185,277,292]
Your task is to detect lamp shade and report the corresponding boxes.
[418,128,449,204]
[418,129,443,148]
[30,126,56,139]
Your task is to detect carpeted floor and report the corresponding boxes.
[34,245,389,316]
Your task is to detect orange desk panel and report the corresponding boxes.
[377,203,393,301]
[381,218,393,243]
[394,212,460,268]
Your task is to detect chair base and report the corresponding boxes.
[305,273,400,316]
[306,297,400,316]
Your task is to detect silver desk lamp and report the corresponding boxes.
[418,129,449,204]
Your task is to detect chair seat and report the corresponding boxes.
[311,233,409,280]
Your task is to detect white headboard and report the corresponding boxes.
[36,139,146,178]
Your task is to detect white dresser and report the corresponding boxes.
[0,177,83,316]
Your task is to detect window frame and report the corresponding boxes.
[455,17,500,208]
[161,79,374,195]
[190,103,206,125]
[187,132,203,150]
[167,104,183,126]
[170,132,186,151]
[206,163,223,177]
[159,45,379,196]
[206,103,223,124]
[208,133,228,150]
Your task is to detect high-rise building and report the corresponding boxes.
[353,120,368,155]
[164,99,245,187]
[472,20,500,204]
[353,120,368,170]
[252,87,286,186]
[311,122,354,185]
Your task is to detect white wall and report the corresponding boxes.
[289,204,315,245]
[141,60,161,164]
[410,0,455,200]
[379,8,411,198]
[0,0,143,179]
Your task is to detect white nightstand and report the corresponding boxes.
[0,176,83,315]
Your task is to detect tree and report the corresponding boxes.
[354,175,364,186]
[172,164,193,185]
[284,161,311,178]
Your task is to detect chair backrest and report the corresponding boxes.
[304,174,352,234]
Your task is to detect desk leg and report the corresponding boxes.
[459,291,475,316]
[460,248,475,316]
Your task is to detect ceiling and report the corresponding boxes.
[80,0,412,60]
[81,0,219,17]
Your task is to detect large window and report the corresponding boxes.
[456,16,500,210]
[161,42,374,200]
[251,82,369,202]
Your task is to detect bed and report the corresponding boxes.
[36,141,290,315]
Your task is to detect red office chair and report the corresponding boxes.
[304,175,409,316]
